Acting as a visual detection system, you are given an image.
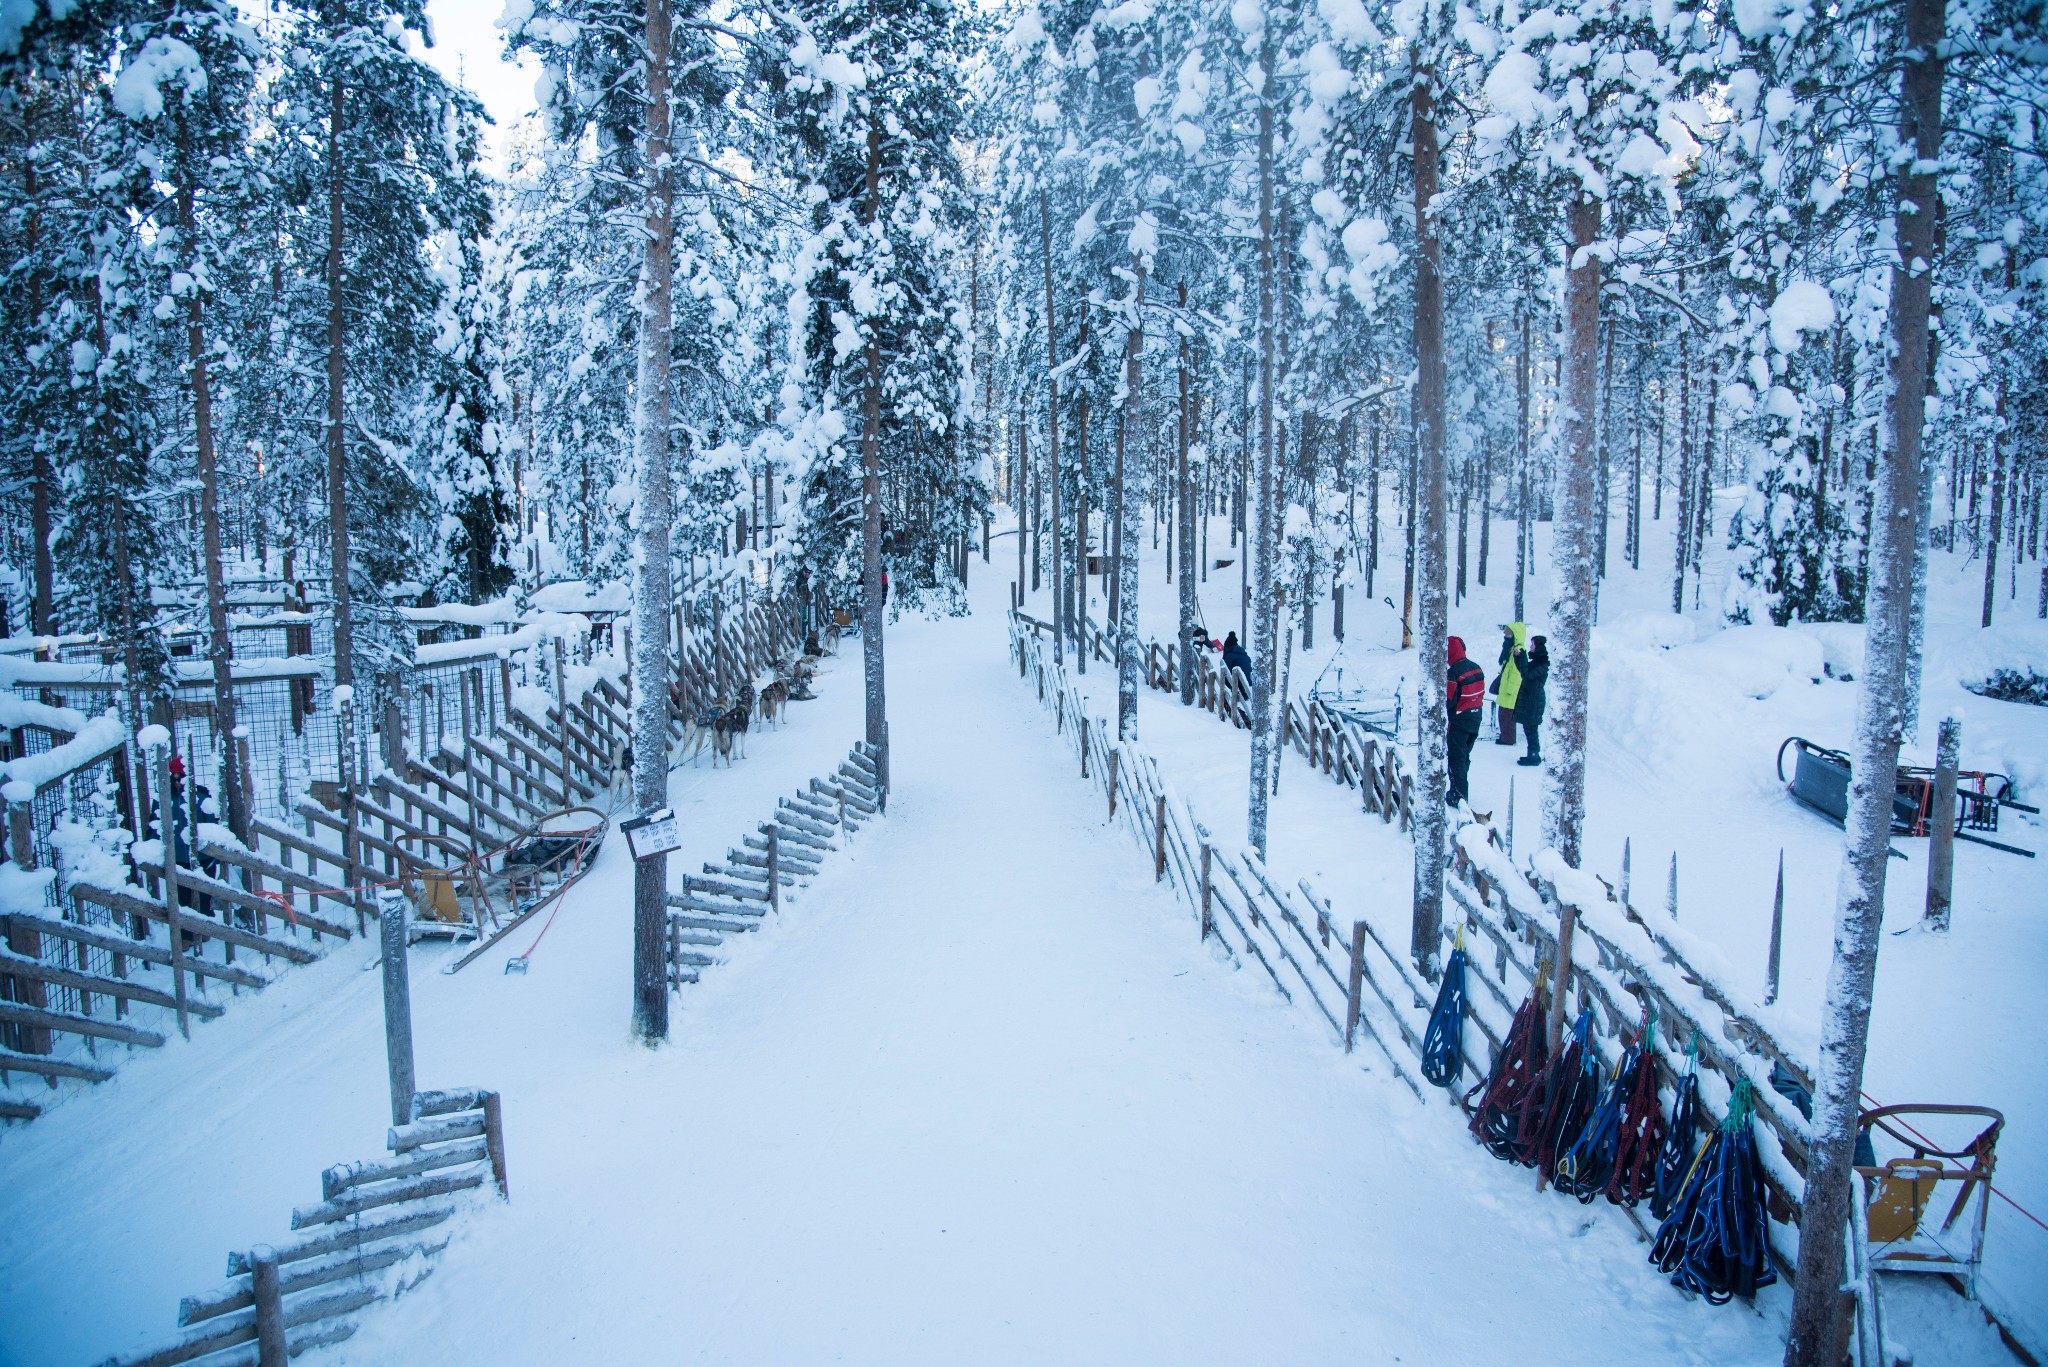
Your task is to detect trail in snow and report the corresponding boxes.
[328,607,1788,1366]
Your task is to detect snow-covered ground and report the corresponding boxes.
[2,498,2038,1366]
[1015,496,2047,1361]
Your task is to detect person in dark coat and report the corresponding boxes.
[1446,635,1488,806]
[1514,635,1549,766]
[1221,631,1253,683]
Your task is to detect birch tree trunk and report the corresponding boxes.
[325,77,353,692]
[1116,256,1144,741]
[630,0,675,1045]
[1246,37,1281,858]
[1783,0,1943,1356]
[180,149,246,842]
[1408,52,1449,978]
[860,122,890,794]
[1543,195,1600,869]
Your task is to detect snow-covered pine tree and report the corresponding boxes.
[273,0,490,689]
[787,0,971,794]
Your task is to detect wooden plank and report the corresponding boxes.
[0,949,225,1018]
[250,817,349,878]
[195,841,353,934]
[92,1283,378,1367]
[71,880,320,966]
[0,1099,42,1120]
[683,874,769,904]
[225,1204,457,1275]
[466,736,567,810]
[134,859,353,943]
[665,893,766,921]
[180,1238,444,1327]
[493,727,583,803]
[670,913,758,935]
[371,774,488,849]
[290,1164,488,1228]
[1,911,267,989]
[0,1000,166,1048]
[450,745,549,823]
[0,1047,115,1082]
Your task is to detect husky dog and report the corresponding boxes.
[758,677,790,728]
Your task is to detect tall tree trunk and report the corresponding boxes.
[1116,256,1144,740]
[1982,393,2004,627]
[1783,6,1943,1356]
[1076,387,1091,671]
[325,77,353,691]
[1246,37,1282,858]
[860,122,890,791]
[630,0,676,1045]
[1674,321,1693,611]
[1544,195,1600,869]
[1177,282,1197,705]
[24,135,55,636]
[1041,193,1063,665]
[179,146,246,842]
[1516,313,1531,621]
[1409,50,1449,977]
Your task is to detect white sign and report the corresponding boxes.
[620,808,682,860]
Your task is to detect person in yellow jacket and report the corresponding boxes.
[1491,622,1527,744]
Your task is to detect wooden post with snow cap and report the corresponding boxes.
[1107,747,1120,821]
[1199,842,1214,941]
[767,824,780,913]
[1925,717,1960,932]
[1619,836,1631,908]
[1666,851,1679,923]
[1080,716,1090,779]
[1765,850,1785,1006]
[553,635,572,786]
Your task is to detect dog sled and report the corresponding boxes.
[1777,737,2036,856]
[395,805,607,973]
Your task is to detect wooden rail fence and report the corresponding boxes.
[95,1086,507,1367]
[664,741,883,991]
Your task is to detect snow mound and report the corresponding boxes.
[1787,621,1866,679]
[1942,621,2048,694]
[530,579,631,615]
[1594,610,1696,651]
[1684,624,1825,699]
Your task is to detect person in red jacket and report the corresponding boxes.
[1446,635,1488,806]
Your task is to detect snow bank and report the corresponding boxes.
[1,711,126,801]
[415,614,591,665]
[529,580,630,615]
[1790,622,1865,679]
[0,694,89,734]
[1941,621,2048,693]
[1593,610,1697,651]
[1686,625,1825,699]
[398,595,520,627]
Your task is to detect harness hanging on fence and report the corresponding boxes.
[1421,941,1469,1089]
[1555,1039,1635,1202]
[1651,1034,1703,1221]
[1649,1077,1777,1304]
[1467,969,1549,1164]
[1605,1008,1667,1207]
[1528,1008,1601,1183]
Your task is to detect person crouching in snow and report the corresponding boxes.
[1514,635,1549,766]
[1446,636,1487,806]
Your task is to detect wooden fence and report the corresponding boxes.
[1014,611,1414,831]
[96,1086,507,1367]
[0,581,812,1124]
[1007,611,1822,1281]
[664,741,883,990]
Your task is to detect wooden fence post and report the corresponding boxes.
[1199,842,1213,941]
[481,1089,509,1197]
[379,888,415,1127]
[1079,717,1089,779]
[1107,748,1120,821]
[154,745,191,1041]
[4,801,51,1054]
[1764,850,1785,1005]
[1925,716,1960,931]
[768,824,781,912]
[1344,921,1367,1052]
[250,1245,286,1367]
[1153,794,1167,881]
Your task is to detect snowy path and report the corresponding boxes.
[323,609,1788,1366]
